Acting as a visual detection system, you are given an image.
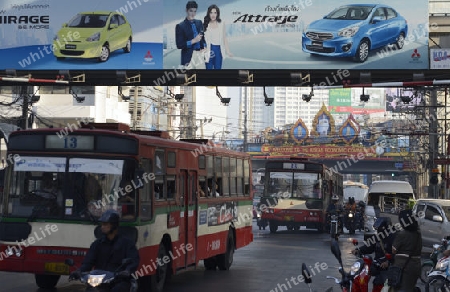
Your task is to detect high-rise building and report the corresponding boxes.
[273,87,329,131]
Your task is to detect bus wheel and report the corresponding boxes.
[204,257,217,270]
[217,231,234,270]
[287,225,294,231]
[151,243,170,292]
[35,274,60,289]
[269,223,278,233]
[294,226,300,231]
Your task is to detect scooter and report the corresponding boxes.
[421,236,450,284]
[325,238,373,291]
[66,258,138,292]
[425,255,450,292]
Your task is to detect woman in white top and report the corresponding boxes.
[203,4,233,69]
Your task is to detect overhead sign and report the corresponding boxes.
[0,0,163,70]
[328,88,386,114]
[163,0,429,69]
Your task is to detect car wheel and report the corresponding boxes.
[353,40,369,63]
[396,33,405,49]
[124,37,132,53]
[98,45,110,62]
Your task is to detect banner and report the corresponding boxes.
[163,0,429,70]
[0,0,163,70]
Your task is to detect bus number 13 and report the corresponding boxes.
[64,137,78,149]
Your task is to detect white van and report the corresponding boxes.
[364,180,415,240]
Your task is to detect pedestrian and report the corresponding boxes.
[390,209,422,292]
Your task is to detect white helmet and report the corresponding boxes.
[332,195,339,201]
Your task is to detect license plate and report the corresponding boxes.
[312,41,323,47]
[65,44,76,49]
[44,262,69,274]
[284,216,293,221]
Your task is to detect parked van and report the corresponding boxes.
[413,199,450,248]
[364,180,415,240]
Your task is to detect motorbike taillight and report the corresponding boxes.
[362,256,372,266]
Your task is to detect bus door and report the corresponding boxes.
[179,170,196,267]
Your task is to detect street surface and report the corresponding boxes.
[0,220,428,291]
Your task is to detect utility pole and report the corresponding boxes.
[429,89,438,198]
[20,86,29,129]
[244,88,248,152]
[132,86,139,130]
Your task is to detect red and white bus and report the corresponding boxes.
[0,123,253,291]
[259,158,343,233]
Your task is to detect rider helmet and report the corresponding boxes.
[348,197,355,205]
[331,194,339,201]
[99,209,120,232]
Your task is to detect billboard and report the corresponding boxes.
[0,0,163,70]
[430,49,450,69]
[0,0,429,70]
[328,88,385,114]
[163,0,429,69]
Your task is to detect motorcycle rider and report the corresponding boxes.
[351,217,395,292]
[344,197,357,233]
[69,209,140,292]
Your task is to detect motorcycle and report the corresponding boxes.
[325,238,373,291]
[65,258,138,292]
[425,255,450,292]
[328,211,343,239]
[421,236,450,284]
[256,211,268,230]
[345,210,356,234]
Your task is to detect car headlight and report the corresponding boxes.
[338,26,359,37]
[87,274,106,287]
[86,32,101,42]
[350,261,361,275]
[435,259,449,271]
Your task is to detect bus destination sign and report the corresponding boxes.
[282,163,305,170]
[45,135,94,150]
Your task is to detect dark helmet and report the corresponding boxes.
[348,197,355,204]
[358,201,366,208]
[373,217,391,233]
[99,209,120,231]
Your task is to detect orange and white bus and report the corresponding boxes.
[259,157,343,233]
[0,123,253,291]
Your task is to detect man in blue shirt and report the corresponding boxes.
[176,1,207,69]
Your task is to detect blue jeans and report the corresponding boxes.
[206,44,223,69]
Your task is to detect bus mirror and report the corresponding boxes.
[260,176,265,184]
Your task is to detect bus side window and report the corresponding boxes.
[155,176,164,200]
[198,177,207,198]
[166,175,176,200]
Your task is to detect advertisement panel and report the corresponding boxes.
[430,49,450,69]
[0,0,163,70]
[163,0,428,69]
[328,88,385,114]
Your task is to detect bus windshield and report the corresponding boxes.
[266,171,322,199]
[6,156,136,220]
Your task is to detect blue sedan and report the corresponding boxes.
[302,4,408,62]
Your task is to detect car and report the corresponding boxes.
[53,11,132,62]
[302,4,408,62]
[412,199,450,248]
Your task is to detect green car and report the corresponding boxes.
[53,11,132,62]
